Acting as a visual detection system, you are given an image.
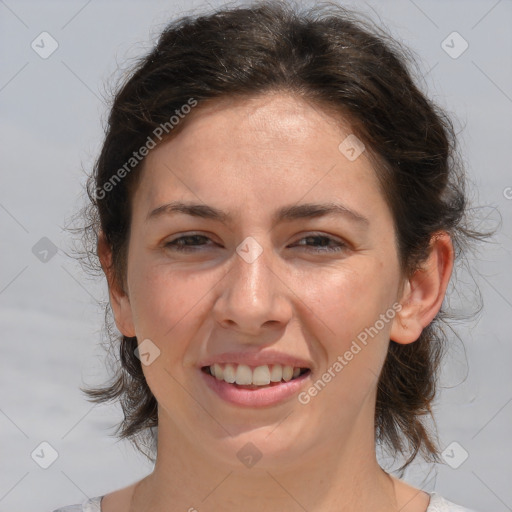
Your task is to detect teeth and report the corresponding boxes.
[235,364,252,385]
[223,363,236,383]
[252,365,271,385]
[269,364,282,382]
[282,365,294,381]
[208,363,305,386]
[213,363,223,380]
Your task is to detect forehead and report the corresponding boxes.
[163,92,353,152]
[134,92,386,223]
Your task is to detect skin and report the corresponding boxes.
[98,91,454,512]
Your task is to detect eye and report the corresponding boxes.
[164,234,215,252]
[164,233,347,254]
[291,234,347,253]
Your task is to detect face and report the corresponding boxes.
[109,92,411,469]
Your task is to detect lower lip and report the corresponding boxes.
[200,369,311,407]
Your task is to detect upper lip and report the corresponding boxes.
[199,350,313,370]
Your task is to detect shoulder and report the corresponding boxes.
[427,492,479,512]
[51,495,103,512]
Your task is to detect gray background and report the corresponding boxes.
[1,1,511,511]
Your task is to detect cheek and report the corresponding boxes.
[298,264,396,417]
[303,258,398,343]
[128,265,214,389]
[128,259,223,352]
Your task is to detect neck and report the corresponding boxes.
[129,407,401,512]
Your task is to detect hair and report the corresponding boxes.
[68,0,496,472]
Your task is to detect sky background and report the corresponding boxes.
[1,1,511,511]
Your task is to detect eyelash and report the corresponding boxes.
[164,233,347,253]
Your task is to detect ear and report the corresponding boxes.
[97,231,136,338]
[390,231,454,344]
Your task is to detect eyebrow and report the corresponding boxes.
[146,200,370,226]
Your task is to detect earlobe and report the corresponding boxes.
[390,232,454,345]
[97,231,136,338]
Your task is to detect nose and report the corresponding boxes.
[211,238,293,338]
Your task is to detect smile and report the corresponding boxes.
[200,363,312,407]
[202,363,309,386]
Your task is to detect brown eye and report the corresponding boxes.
[291,235,346,253]
[165,234,214,252]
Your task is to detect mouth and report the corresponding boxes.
[201,363,311,389]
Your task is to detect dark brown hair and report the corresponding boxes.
[69,0,494,471]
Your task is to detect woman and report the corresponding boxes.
[55,1,489,510]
